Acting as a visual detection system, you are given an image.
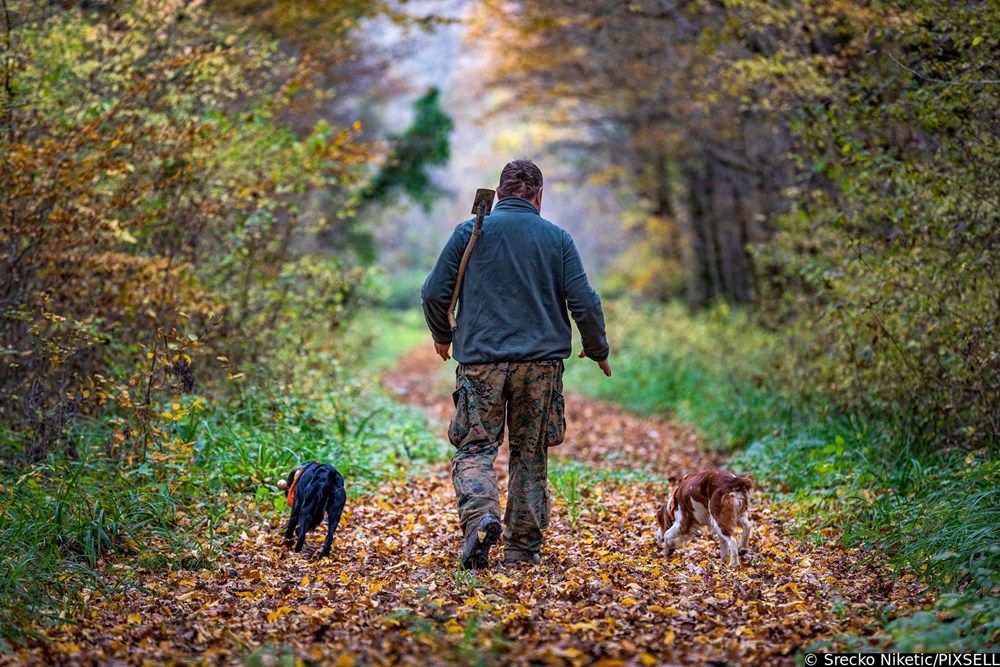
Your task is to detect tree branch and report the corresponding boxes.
[886,51,1000,87]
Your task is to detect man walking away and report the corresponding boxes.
[421,159,611,570]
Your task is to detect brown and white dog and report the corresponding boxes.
[654,470,753,567]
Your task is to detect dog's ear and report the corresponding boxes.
[666,487,678,521]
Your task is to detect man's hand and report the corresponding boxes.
[434,341,452,361]
[578,349,612,377]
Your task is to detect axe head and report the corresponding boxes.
[471,188,495,216]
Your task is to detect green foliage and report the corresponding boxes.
[757,0,1000,449]
[574,299,998,649]
[549,459,664,527]
[736,427,1000,650]
[0,2,373,460]
[362,87,454,212]
[343,307,433,372]
[372,268,433,311]
[191,387,448,496]
[481,0,999,450]
[0,453,186,650]
[1,27,452,628]
[883,592,1000,653]
[0,377,448,648]
[565,300,790,450]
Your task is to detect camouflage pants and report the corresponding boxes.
[449,360,566,559]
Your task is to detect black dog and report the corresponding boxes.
[279,462,346,559]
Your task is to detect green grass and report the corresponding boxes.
[0,371,448,650]
[549,458,665,527]
[344,307,430,371]
[567,298,999,650]
[736,425,1000,650]
[345,305,458,399]
[190,389,448,496]
[0,452,188,650]
[563,300,792,450]
[0,295,455,650]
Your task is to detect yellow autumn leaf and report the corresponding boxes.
[266,606,293,623]
[568,621,598,632]
[557,648,583,658]
[648,605,682,617]
[778,582,801,595]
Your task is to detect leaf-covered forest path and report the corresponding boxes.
[10,349,927,666]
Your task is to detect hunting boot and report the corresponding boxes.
[460,515,501,570]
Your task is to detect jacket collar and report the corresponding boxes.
[493,196,539,215]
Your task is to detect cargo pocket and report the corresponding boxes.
[448,386,471,447]
[541,482,552,530]
[544,390,566,448]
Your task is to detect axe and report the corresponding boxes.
[447,188,495,331]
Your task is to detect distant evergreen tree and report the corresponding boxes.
[362,87,453,211]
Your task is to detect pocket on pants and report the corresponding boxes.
[541,482,552,530]
[544,390,566,448]
[448,387,471,447]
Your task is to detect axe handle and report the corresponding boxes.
[447,203,487,331]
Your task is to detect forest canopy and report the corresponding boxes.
[0,0,447,461]
[474,0,1000,449]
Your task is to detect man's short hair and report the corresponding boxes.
[498,159,543,200]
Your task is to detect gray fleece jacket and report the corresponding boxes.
[421,196,609,364]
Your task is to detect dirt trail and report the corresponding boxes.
[9,349,927,666]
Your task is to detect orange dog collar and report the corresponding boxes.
[286,466,305,506]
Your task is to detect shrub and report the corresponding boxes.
[0,3,371,460]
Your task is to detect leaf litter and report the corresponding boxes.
[8,348,929,665]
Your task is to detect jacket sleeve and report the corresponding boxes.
[561,231,610,362]
[421,224,470,344]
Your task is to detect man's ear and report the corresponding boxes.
[495,188,504,200]
[533,186,543,211]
